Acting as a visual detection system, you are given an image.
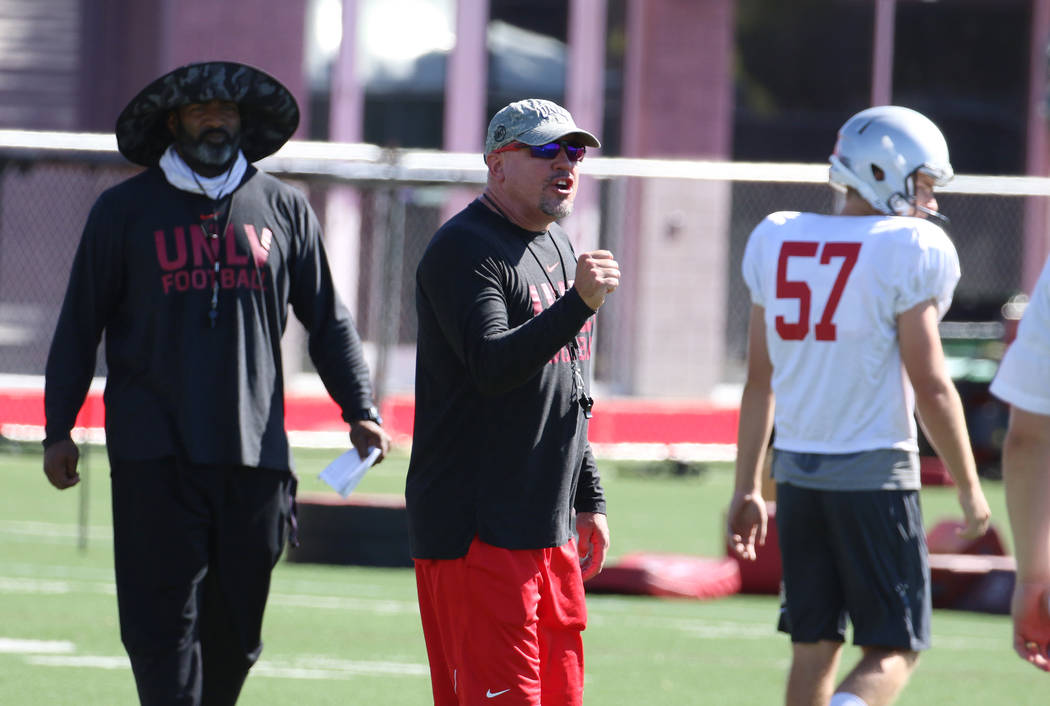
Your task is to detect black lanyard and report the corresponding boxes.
[189,173,236,329]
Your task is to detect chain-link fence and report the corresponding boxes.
[0,134,1040,414]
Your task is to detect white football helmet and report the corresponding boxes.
[829,105,953,219]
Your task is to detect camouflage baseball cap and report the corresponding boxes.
[115,61,300,167]
[484,99,600,159]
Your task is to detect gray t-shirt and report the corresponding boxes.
[773,448,920,491]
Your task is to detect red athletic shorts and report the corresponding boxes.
[414,536,587,705]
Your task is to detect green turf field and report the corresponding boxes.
[2,442,1044,704]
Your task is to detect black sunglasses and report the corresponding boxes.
[492,141,586,163]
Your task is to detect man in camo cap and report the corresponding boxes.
[482,97,601,161]
[408,98,615,705]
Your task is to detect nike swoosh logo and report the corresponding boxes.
[546,262,559,272]
[486,688,510,698]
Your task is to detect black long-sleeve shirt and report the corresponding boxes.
[406,199,606,559]
[44,165,374,471]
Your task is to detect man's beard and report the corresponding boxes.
[174,122,240,173]
[540,176,575,220]
[541,197,574,220]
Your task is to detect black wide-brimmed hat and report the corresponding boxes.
[115,61,300,166]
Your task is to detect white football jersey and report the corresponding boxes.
[742,211,960,453]
[990,255,1050,415]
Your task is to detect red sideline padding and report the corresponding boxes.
[584,553,741,600]
[726,501,782,595]
[953,564,1016,615]
[926,519,1012,614]
[920,456,954,486]
[0,388,106,430]
[585,399,739,445]
[283,394,419,434]
[0,389,740,445]
[926,518,1007,556]
[929,553,1016,612]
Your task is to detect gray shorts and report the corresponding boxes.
[775,482,931,650]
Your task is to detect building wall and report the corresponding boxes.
[0,0,81,130]
[77,0,309,137]
[623,0,735,160]
[614,0,736,396]
[632,179,730,397]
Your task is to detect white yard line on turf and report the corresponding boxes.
[252,656,429,679]
[0,573,418,615]
[585,609,1007,651]
[0,576,81,594]
[0,520,112,542]
[0,563,114,581]
[24,655,129,670]
[21,654,428,680]
[268,592,418,615]
[0,638,75,654]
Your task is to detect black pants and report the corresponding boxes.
[110,456,294,706]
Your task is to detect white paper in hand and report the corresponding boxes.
[319,447,381,498]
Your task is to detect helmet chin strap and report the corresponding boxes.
[905,171,951,225]
[888,191,950,226]
[914,202,950,225]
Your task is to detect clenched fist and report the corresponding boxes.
[574,249,620,311]
[43,438,80,490]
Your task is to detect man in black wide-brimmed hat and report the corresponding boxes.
[42,61,390,705]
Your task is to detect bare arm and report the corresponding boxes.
[728,305,773,561]
[1002,406,1050,671]
[898,299,990,537]
[1004,406,1050,580]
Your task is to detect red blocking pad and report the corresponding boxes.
[584,553,741,600]
[726,502,783,595]
[953,564,1016,615]
[926,518,1007,556]
[929,553,1016,612]
[919,456,954,486]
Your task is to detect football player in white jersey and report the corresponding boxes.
[990,255,1050,672]
[728,106,991,706]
